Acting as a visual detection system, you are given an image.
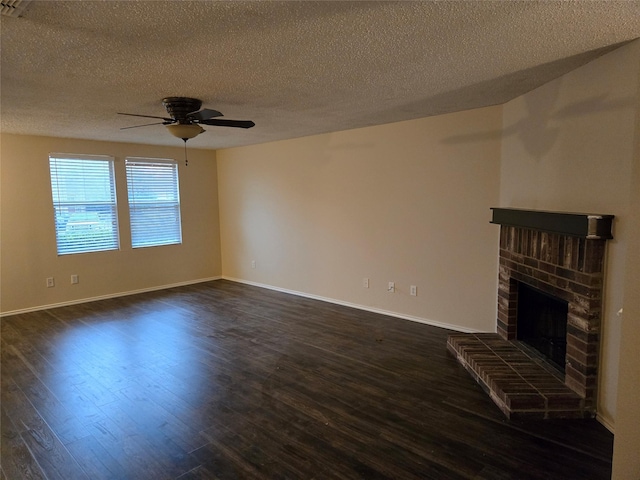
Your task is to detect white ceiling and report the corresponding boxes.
[1,1,639,150]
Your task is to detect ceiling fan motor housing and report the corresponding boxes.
[162,97,202,123]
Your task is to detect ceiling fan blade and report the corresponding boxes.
[200,119,255,129]
[118,112,175,122]
[120,122,166,130]
[188,108,223,121]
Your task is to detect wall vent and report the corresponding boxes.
[1,0,32,17]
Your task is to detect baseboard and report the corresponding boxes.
[222,276,480,334]
[596,413,615,434]
[3,275,482,336]
[0,276,222,317]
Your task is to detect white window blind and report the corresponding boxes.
[125,158,182,248]
[49,154,120,255]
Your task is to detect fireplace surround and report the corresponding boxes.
[448,208,614,419]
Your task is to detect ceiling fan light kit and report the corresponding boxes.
[166,123,205,140]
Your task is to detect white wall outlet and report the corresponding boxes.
[388,281,395,293]
[363,277,369,288]
[410,285,417,296]
[71,274,79,285]
[251,260,256,269]
[46,277,55,288]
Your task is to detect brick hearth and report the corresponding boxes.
[447,334,585,419]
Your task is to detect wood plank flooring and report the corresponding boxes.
[1,280,613,479]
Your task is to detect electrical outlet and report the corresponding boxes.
[71,274,79,285]
[363,277,369,288]
[410,285,417,296]
[388,281,395,293]
[46,277,55,288]
[251,260,256,269]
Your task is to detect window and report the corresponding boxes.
[49,154,120,255]
[125,158,182,248]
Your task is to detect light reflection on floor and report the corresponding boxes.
[47,304,215,434]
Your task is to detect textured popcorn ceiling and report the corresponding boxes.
[1,1,639,149]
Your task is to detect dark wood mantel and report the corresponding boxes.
[490,208,614,240]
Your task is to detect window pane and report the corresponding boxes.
[126,158,182,248]
[49,154,120,255]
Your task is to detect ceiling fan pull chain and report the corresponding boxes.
[183,139,188,166]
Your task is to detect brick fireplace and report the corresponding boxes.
[448,208,614,419]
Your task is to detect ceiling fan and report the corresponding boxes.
[118,97,255,141]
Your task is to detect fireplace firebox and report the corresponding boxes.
[517,282,568,373]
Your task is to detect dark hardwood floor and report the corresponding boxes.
[1,280,613,479]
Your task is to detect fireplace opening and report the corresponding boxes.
[517,282,568,373]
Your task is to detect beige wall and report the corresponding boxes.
[0,134,222,313]
[500,41,640,431]
[218,106,502,332]
[611,41,640,480]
